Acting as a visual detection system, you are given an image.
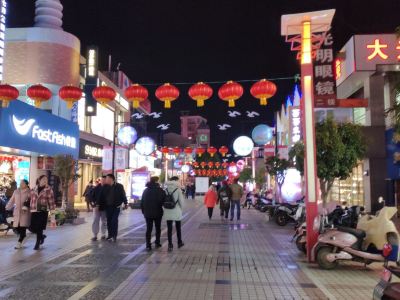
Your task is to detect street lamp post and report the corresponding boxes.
[281,9,335,262]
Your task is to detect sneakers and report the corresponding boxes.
[178,242,184,249]
[33,244,40,250]
[106,236,113,241]
[146,245,152,251]
[100,236,106,240]
[112,237,117,243]
[155,243,162,249]
[14,242,22,249]
[40,235,47,245]
[91,237,98,241]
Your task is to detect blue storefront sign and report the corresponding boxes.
[0,100,79,158]
[386,128,400,179]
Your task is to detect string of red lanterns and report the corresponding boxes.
[0,79,277,109]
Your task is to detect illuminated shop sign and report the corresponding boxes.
[0,101,79,158]
[87,48,97,77]
[289,106,301,145]
[79,139,103,162]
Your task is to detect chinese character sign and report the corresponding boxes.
[289,106,301,146]
[313,31,337,108]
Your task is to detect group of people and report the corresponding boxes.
[5,175,55,250]
[141,176,184,252]
[87,174,128,242]
[184,183,196,200]
[203,178,244,221]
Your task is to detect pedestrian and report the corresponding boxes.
[229,178,243,221]
[100,174,128,242]
[141,176,166,251]
[164,176,184,252]
[218,181,232,220]
[204,185,218,220]
[185,184,190,199]
[5,179,31,249]
[90,176,107,241]
[30,175,55,250]
[83,180,94,212]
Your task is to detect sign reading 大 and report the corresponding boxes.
[0,101,79,158]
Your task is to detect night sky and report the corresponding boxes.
[6,0,400,148]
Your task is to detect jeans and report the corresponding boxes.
[220,207,229,218]
[167,220,182,246]
[145,217,162,247]
[92,207,107,237]
[207,207,214,219]
[17,227,26,243]
[230,200,241,220]
[105,206,120,239]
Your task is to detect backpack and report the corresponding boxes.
[163,188,178,209]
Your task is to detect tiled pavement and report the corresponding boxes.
[0,199,392,299]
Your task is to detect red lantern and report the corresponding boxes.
[161,147,170,155]
[208,161,214,168]
[0,84,19,108]
[223,169,228,176]
[125,84,148,108]
[218,169,224,176]
[229,162,236,168]
[222,162,228,168]
[92,86,116,106]
[206,170,211,177]
[188,82,213,107]
[173,147,181,156]
[218,81,243,107]
[219,146,229,157]
[155,83,179,109]
[200,162,207,169]
[250,79,277,106]
[207,146,217,157]
[192,162,199,168]
[184,147,193,155]
[59,85,82,109]
[27,84,52,108]
[196,147,205,157]
[215,162,221,169]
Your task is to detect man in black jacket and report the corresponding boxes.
[141,176,166,251]
[90,176,107,241]
[100,174,128,242]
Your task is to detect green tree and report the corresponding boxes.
[265,156,291,201]
[289,118,366,203]
[255,167,266,188]
[53,155,80,209]
[239,167,253,184]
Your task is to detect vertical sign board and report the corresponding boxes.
[314,31,337,108]
[288,106,301,146]
[0,0,6,81]
[85,46,98,116]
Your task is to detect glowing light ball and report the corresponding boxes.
[135,136,155,156]
[251,124,273,145]
[229,165,237,173]
[236,160,245,170]
[181,165,190,173]
[117,126,137,146]
[233,136,254,156]
[281,168,303,202]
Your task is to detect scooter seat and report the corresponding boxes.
[337,226,366,239]
[383,283,400,299]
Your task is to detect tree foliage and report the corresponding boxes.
[265,156,291,200]
[289,118,366,203]
[239,167,253,183]
[53,155,80,209]
[255,167,266,187]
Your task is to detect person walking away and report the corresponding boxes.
[90,176,107,241]
[30,175,55,250]
[6,179,31,249]
[218,181,232,220]
[83,180,94,212]
[141,177,165,251]
[164,176,184,251]
[100,174,128,242]
[190,184,196,200]
[204,185,218,220]
[229,178,243,221]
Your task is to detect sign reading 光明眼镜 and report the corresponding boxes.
[0,100,79,158]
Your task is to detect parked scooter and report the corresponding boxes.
[275,197,305,226]
[312,207,400,270]
[0,196,14,235]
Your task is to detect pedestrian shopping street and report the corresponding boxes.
[0,199,387,300]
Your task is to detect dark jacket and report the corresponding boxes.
[141,182,166,219]
[100,183,128,208]
[218,185,232,210]
[91,184,104,210]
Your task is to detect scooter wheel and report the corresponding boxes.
[275,212,287,226]
[295,235,306,254]
[317,246,338,270]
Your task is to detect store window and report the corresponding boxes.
[0,154,30,196]
[330,163,365,207]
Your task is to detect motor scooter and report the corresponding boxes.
[312,207,400,270]
[275,197,305,226]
